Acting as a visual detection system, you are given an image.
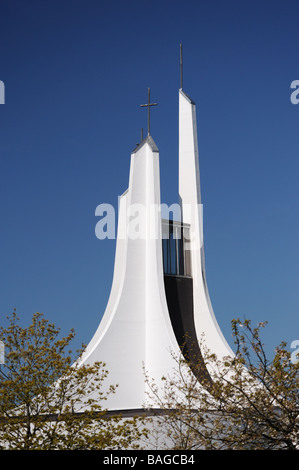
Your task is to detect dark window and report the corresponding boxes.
[162,220,192,277]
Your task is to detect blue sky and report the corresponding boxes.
[0,0,298,360]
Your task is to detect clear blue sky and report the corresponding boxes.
[0,0,298,359]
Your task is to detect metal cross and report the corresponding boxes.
[140,87,158,136]
[180,43,183,90]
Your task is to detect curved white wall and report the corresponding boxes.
[77,90,234,411]
[79,137,181,410]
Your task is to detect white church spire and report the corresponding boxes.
[178,49,233,363]
[77,48,233,412]
[79,127,181,410]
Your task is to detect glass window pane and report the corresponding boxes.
[162,238,168,273]
[169,229,177,274]
[162,220,192,277]
[183,226,191,276]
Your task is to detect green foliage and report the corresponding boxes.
[144,319,299,450]
[2,311,297,450]
[0,311,145,450]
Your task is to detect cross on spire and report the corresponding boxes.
[180,43,183,90]
[140,87,158,136]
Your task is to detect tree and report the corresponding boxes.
[144,319,299,450]
[0,311,145,450]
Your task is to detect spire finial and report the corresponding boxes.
[140,87,158,136]
[180,43,183,90]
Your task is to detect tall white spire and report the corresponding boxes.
[77,49,233,412]
[179,84,233,364]
[79,136,181,410]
